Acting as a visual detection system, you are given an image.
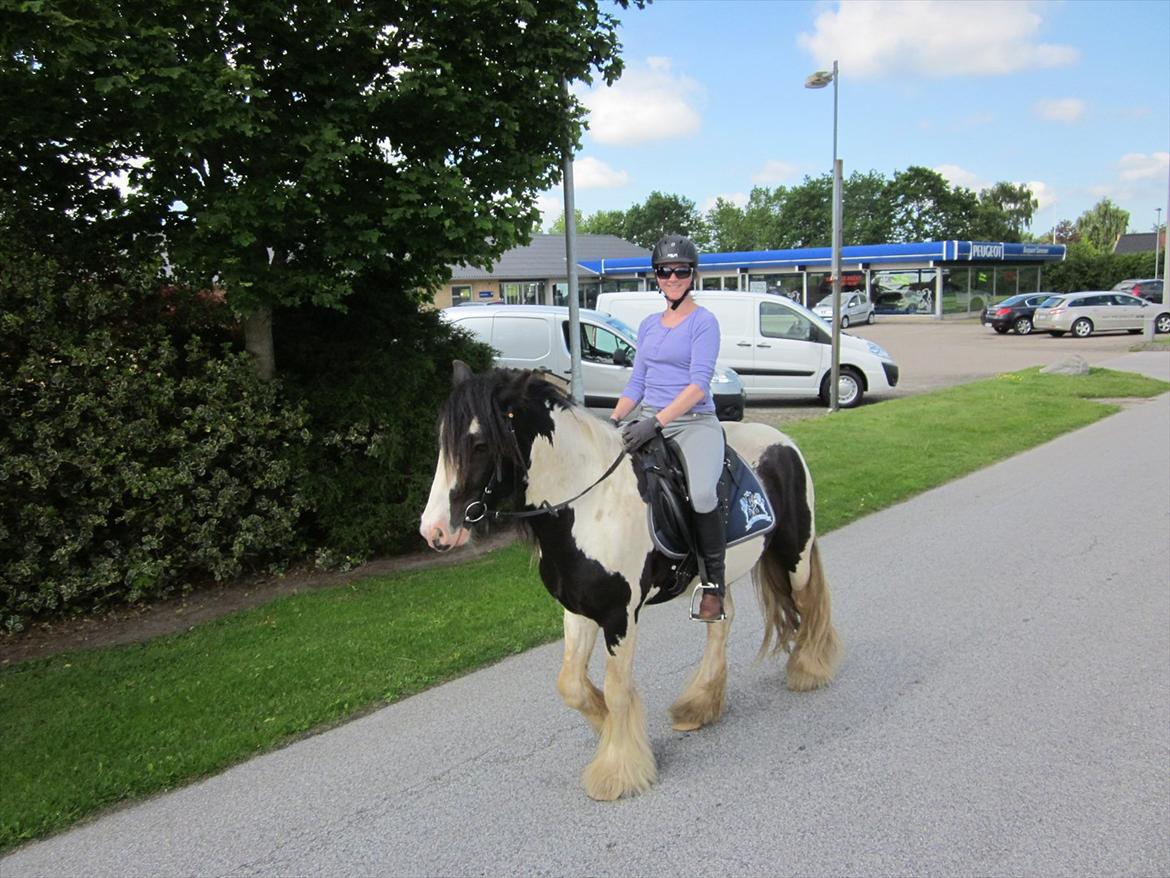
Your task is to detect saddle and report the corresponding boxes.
[632,432,776,605]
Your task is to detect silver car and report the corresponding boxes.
[812,291,875,327]
[1032,291,1170,338]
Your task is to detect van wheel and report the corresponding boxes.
[821,366,864,408]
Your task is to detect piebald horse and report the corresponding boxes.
[420,362,840,800]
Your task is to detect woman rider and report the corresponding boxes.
[607,234,727,622]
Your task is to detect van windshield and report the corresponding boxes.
[599,314,637,344]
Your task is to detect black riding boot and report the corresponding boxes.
[690,508,727,622]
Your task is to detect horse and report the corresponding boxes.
[419,361,841,800]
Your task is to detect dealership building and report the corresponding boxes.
[440,235,1067,318]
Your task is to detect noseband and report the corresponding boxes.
[462,410,626,524]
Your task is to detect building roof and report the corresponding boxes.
[1114,231,1165,254]
[449,234,648,280]
[579,240,1067,275]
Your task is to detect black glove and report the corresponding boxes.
[607,416,622,428]
[621,416,661,453]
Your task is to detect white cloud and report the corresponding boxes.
[752,160,799,185]
[798,0,1079,79]
[934,166,1056,212]
[702,192,749,212]
[1026,180,1057,213]
[572,156,630,189]
[1033,98,1086,123]
[934,164,983,191]
[579,56,702,145]
[535,192,564,230]
[1118,152,1169,182]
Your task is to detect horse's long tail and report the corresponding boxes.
[753,444,841,691]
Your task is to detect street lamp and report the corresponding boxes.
[805,60,843,411]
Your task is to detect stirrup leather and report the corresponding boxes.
[689,583,726,623]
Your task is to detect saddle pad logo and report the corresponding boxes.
[739,490,773,529]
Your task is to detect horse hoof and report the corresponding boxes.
[583,760,656,801]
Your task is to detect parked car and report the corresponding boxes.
[1111,278,1164,304]
[440,304,746,420]
[812,292,875,327]
[1032,291,1170,338]
[595,290,899,409]
[979,293,1053,335]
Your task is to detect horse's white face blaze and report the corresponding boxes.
[419,420,480,550]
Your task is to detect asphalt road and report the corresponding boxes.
[5,354,1168,877]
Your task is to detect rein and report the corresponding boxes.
[463,410,627,524]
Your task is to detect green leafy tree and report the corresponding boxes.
[622,191,704,248]
[775,175,833,247]
[888,166,978,241]
[580,208,629,237]
[1076,198,1130,252]
[842,171,894,245]
[974,182,1038,242]
[1,1,633,378]
[705,197,749,252]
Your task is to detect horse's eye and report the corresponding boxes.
[471,441,488,455]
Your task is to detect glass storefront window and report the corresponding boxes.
[871,269,936,315]
[504,282,544,305]
[451,285,472,306]
[748,272,802,302]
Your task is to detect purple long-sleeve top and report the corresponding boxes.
[621,306,720,413]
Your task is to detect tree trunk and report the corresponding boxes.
[243,305,276,381]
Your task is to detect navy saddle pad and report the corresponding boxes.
[638,435,776,562]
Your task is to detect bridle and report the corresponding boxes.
[462,409,627,524]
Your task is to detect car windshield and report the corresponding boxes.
[1039,296,1065,308]
[599,314,637,344]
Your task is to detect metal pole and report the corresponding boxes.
[561,80,583,405]
[829,60,841,412]
[1163,166,1170,302]
[1155,207,1162,281]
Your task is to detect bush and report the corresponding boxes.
[276,280,494,565]
[1043,247,1160,293]
[0,248,311,630]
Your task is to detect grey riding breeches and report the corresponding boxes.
[641,407,724,513]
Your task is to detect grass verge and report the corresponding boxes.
[1,366,1166,851]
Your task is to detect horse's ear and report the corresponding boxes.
[452,360,474,388]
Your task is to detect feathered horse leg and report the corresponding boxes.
[582,624,656,800]
[556,611,607,733]
[669,589,734,731]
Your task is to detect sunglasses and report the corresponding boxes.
[655,266,693,279]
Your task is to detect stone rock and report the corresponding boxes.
[1040,354,1090,375]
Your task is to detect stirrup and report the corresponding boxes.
[689,583,726,623]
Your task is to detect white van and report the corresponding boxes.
[440,304,746,420]
[595,291,899,408]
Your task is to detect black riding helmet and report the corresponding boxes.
[651,234,699,310]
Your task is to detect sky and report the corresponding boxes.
[538,0,1170,240]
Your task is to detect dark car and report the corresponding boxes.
[1111,278,1164,303]
[980,293,1053,335]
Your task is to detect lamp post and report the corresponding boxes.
[1155,207,1162,281]
[805,60,842,411]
